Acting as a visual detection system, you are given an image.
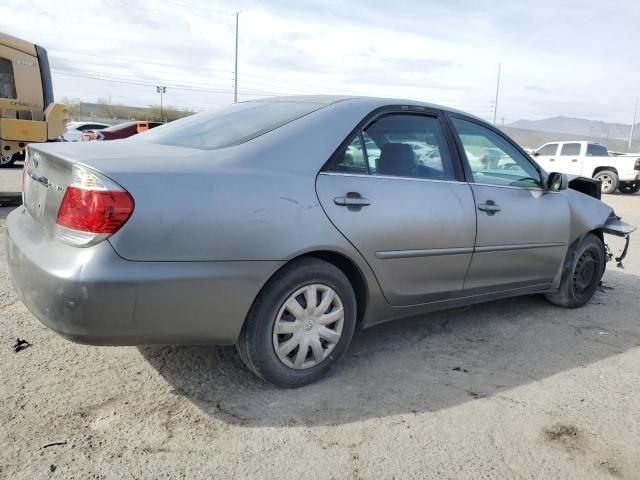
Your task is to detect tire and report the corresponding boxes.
[0,153,17,168]
[618,182,640,194]
[593,170,619,194]
[545,233,605,308]
[236,257,357,387]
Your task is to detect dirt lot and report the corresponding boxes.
[1,163,639,479]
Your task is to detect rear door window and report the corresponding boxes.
[328,114,455,180]
[560,143,581,156]
[0,57,17,99]
[586,143,608,157]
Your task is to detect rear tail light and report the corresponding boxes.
[634,158,640,171]
[55,165,134,246]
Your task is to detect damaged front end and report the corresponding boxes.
[602,214,635,268]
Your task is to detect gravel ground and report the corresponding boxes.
[1,162,639,479]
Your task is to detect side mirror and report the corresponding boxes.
[546,172,568,191]
[531,151,539,156]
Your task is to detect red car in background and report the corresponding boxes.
[81,121,162,141]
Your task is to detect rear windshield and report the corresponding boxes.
[136,100,323,149]
[586,143,609,157]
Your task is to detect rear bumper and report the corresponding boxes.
[6,207,283,345]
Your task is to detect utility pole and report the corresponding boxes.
[629,97,638,151]
[234,12,239,103]
[493,63,501,125]
[156,86,167,122]
[501,117,505,128]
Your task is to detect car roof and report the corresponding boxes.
[244,95,484,121]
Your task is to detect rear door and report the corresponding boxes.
[557,142,583,175]
[448,115,569,292]
[316,108,477,306]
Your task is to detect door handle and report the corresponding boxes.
[549,158,555,162]
[571,159,578,162]
[334,194,370,207]
[478,201,501,215]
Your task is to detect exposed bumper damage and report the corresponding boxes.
[603,214,636,268]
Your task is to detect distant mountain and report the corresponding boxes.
[508,116,636,141]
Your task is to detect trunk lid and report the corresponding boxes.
[22,140,205,241]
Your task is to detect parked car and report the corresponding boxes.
[62,121,111,142]
[7,96,635,387]
[532,141,640,194]
[81,120,162,141]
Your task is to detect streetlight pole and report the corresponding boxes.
[234,12,239,103]
[493,63,501,125]
[156,85,166,122]
[629,97,638,151]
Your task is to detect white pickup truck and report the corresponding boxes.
[532,141,640,194]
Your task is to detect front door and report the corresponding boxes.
[316,111,477,306]
[448,116,570,292]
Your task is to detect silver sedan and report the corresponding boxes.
[6,96,635,387]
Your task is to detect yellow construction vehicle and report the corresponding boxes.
[0,32,68,167]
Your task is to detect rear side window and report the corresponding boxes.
[560,143,581,156]
[137,101,323,149]
[0,57,16,100]
[537,143,558,156]
[328,113,455,180]
[586,143,608,157]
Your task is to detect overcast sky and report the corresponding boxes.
[1,0,639,123]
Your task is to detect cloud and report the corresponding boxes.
[0,0,638,123]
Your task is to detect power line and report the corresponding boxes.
[50,48,233,74]
[51,69,278,97]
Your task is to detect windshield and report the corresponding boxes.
[136,100,324,150]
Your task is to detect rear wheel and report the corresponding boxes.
[236,257,357,387]
[618,182,640,194]
[545,233,605,308]
[593,170,619,194]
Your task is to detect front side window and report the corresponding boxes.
[537,143,559,156]
[451,117,543,188]
[137,100,323,149]
[560,143,581,156]
[586,143,608,157]
[0,57,16,100]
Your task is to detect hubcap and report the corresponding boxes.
[573,251,597,294]
[598,175,612,190]
[273,284,344,370]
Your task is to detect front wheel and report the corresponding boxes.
[236,258,357,387]
[619,182,640,194]
[593,170,619,194]
[545,233,605,308]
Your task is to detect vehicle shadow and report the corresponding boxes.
[141,268,640,427]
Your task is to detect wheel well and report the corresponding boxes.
[592,166,618,177]
[302,251,368,324]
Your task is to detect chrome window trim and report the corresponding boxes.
[318,171,560,192]
[318,171,464,186]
